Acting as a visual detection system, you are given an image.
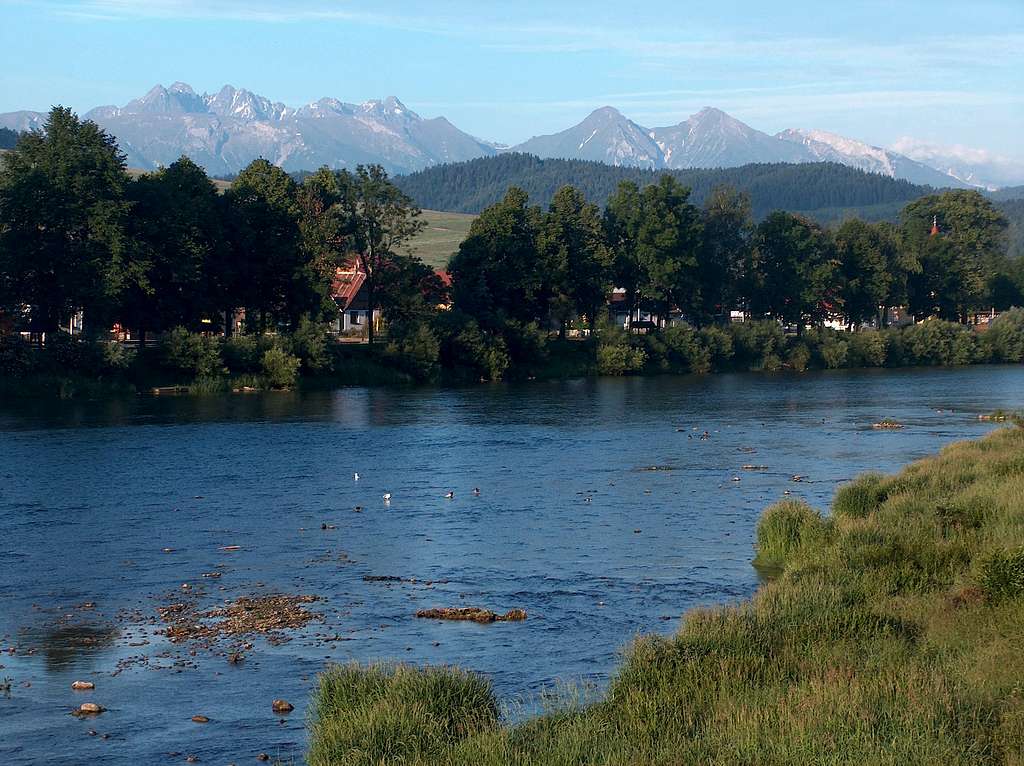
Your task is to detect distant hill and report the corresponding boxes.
[997,199,1024,257]
[986,186,1024,202]
[394,153,932,222]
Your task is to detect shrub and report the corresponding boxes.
[100,341,135,372]
[902,320,978,366]
[730,320,786,371]
[597,342,647,375]
[976,547,1024,601]
[44,332,104,375]
[812,329,849,369]
[640,331,670,371]
[384,322,441,381]
[222,334,261,374]
[261,346,300,389]
[502,320,549,370]
[596,323,647,376]
[442,317,509,381]
[308,663,498,766]
[833,472,887,519]
[293,315,331,372]
[0,336,36,377]
[985,307,1024,362]
[753,499,829,568]
[786,343,811,372]
[699,326,734,371]
[848,330,888,367]
[162,327,224,379]
[662,325,711,373]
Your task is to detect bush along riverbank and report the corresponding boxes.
[3,307,1024,399]
[307,425,1024,766]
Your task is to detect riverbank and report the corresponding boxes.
[307,425,1024,765]
[3,310,1024,399]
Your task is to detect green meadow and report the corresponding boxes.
[403,209,477,271]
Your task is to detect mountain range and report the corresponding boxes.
[1,82,1020,189]
[0,82,496,176]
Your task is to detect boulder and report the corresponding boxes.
[415,607,527,623]
[191,715,209,723]
[71,681,95,691]
[271,699,294,714]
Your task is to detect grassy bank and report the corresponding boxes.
[308,426,1024,765]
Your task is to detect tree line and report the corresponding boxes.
[0,107,437,345]
[1,107,1022,392]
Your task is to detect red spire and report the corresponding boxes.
[930,215,939,237]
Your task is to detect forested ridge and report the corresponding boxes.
[395,153,934,219]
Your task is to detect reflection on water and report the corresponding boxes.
[1,366,1023,766]
[29,623,121,672]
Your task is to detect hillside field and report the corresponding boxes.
[403,209,476,270]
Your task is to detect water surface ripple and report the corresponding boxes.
[1,367,1022,764]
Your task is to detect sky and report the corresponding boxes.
[1,0,1022,160]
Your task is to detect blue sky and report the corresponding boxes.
[1,0,1022,159]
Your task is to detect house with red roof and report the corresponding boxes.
[330,262,379,337]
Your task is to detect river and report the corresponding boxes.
[1,365,1022,765]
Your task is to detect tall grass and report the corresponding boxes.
[308,427,1024,765]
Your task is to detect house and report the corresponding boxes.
[330,262,380,337]
[435,270,453,310]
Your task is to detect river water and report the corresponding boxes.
[1,366,1022,765]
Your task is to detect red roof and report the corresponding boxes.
[435,270,452,288]
[331,265,366,311]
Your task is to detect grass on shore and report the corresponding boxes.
[308,426,1024,765]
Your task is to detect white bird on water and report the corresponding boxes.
[444,491,455,499]
[354,472,360,481]
[382,492,392,502]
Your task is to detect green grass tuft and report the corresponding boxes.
[307,663,499,766]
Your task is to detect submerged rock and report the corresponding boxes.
[271,699,294,713]
[191,715,209,723]
[415,607,527,623]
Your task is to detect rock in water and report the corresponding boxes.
[71,680,95,690]
[191,715,209,723]
[271,699,294,713]
[415,607,527,623]
[76,702,105,715]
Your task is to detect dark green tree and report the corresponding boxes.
[341,164,425,346]
[0,107,132,338]
[748,212,839,329]
[604,181,644,331]
[834,219,898,328]
[540,185,611,335]
[122,156,225,343]
[296,167,353,321]
[902,191,1008,322]
[224,159,302,332]
[696,186,752,326]
[635,176,703,325]
[449,186,545,329]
